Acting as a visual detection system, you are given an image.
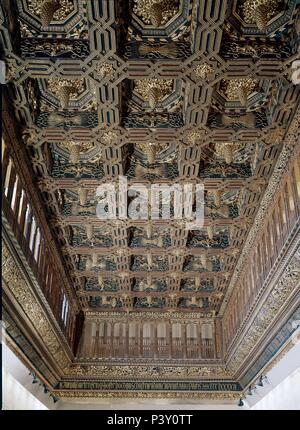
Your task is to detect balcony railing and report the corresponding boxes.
[223,156,300,351]
[2,140,77,349]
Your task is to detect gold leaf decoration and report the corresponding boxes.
[133,0,180,27]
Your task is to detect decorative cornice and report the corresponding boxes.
[2,242,71,374]
[2,220,74,358]
[228,248,300,373]
[239,304,300,387]
[85,311,215,321]
[3,318,59,388]
[225,221,300,359]
[220,108,300,316]
[52,391,240,400]
[64,364,232,379]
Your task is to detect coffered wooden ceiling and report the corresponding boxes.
[1,0,300,400]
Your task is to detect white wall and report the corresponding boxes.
[2,343,53,410]
[2,369,48,410]
[244,340,300,410]
[251,368,300,410]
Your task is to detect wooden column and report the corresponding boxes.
[215,319,222,359]
[154,323,158,358]
[12,177,22,217]
[139,324,143,358]
[197,324,202,358]
[93,321,100,356]
[24,205,33,242]
[103,322,107,357]
[83,319,92,358]
[91,321,97,358]
[167,321,172,358]
[125,322,129,358]
[110,322,115,358]
[18,193,28,236]
[182,323,187,359]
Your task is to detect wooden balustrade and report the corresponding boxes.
[223,157,300,351]
[79,320,216,359]
[2,140,77,349]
